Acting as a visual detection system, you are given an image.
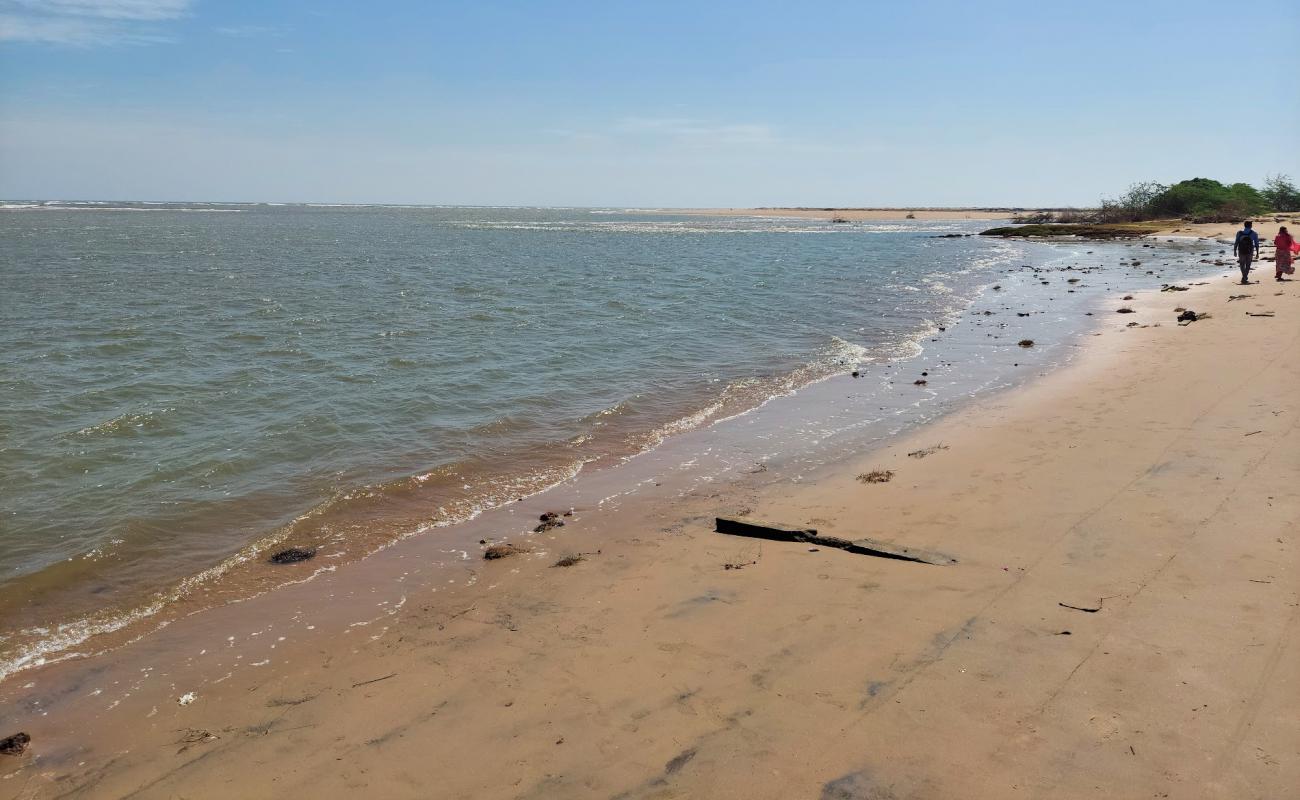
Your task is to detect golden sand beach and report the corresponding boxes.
[1,251,1295,799]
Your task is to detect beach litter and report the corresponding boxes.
[552,553,586,567]
[351,672,397,689]
[0,732,30,756]
[857,470,894,484]
[268,547,316,565]
[484,543,528,560]
[1116,307,1136,314]
[714,517,956,565]
[1018,339,1034,347]
[1177,310,1205,324]
[1246,312,1275,317]
[177,692,198,706]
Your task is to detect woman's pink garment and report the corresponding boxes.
[1275,233,1295,275]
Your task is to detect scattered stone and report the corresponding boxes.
[268,547,316,565]
[857,470,894,484]
[534,516,566,532]
[484,543,527,560]
[0,732,30,756]
[1018,339,1034,347]
[1116,307,1136,314]
[1123,295,1134,300]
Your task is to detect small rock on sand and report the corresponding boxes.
[0,732,30,756]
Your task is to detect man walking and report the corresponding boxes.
[1233,220,1260,285]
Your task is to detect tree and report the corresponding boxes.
[1261,174,1300,212]
[1097,180,1167,222]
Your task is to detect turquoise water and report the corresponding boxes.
[1,203,1039,674]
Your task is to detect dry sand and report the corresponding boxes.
[2,273,1297,799]
[1148,215,1300,243]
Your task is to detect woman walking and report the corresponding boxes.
[1275,226,1296,281]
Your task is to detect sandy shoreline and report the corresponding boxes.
[671,208,1300,244]
[1147,215,1300,242]
[2,256,1297,798]
[665,207,1022,221]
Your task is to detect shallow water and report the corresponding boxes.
[1,203,1199,680]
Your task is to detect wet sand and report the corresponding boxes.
[2,268,1298,798]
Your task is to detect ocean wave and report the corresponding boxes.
[70,408,173,438]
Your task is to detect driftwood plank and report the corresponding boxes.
[714,517,956,566]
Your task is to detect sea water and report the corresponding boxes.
[0,203,1195,679]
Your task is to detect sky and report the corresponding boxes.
[1,0,1297,206]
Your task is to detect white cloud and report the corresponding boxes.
[9,0,190,20]
[0,0,191,44]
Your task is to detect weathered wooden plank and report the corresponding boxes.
[714,517,955,566]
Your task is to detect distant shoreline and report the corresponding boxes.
[662,207,1033,221]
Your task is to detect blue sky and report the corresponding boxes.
[1,0,1297,206]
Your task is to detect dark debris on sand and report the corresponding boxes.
[484,543,528,560]
[535,510,570,532]
[857,470,894,484]
[268,547,316,565]
[0,732,30,756]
